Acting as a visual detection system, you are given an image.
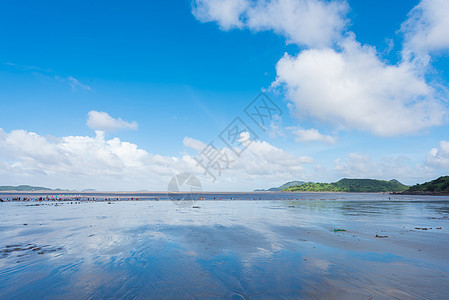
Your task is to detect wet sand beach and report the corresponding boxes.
[1,193,448,299]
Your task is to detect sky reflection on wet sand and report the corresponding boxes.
[1,194,449,299]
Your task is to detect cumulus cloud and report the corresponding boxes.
[0,128,199,190]
[401,0,449,65]
[0,128,313,191]
[427,140,449,169]
[193,0,449,138]
[231,132,315,176]
[184,132,314,179]
[291,127,336,143]
[192,0,249,29]
[86,111,138,132]
[275,35,445,136]
[334,152,435,184]
[334,153,380,178]
[192,0,349,48]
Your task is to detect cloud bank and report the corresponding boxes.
[0,128,313,190]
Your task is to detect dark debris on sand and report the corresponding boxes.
[0,243,63,260]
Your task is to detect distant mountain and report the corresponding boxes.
[255,181,306,192]
[283,178,408,193]
[401,176,449,195]
[0,185,61,191]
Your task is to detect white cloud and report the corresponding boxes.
[193,0,449,138]
[192,0,349,48]
[192,0,249,30]
[334,152,435,184]
[0,128,197,190]
[184,132,314,179]
[183,136,207,152]
[334,153,379,178]
[86,111,138,132]
[274,35,445,136]
[0,128,313,191]
[401,0,449,66]
[231,132,315,176]
[427,140,449,169]
[267,115,285,138]
[246,0,349,47]
[291,127,336,144]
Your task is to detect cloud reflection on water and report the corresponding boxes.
[0,196,448,298]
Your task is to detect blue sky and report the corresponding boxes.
[0,0,448,191]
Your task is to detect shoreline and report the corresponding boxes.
[1,192,448,203]
[393,191,449,196]
[0,190,394,195]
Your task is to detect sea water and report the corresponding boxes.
[1,193,448,299]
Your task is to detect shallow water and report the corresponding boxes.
[1,193,449,299]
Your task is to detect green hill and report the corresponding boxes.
[285,182,341,192]
[283,179,408,193]
[402,176,449,195]
[0,185,58,191]
[333,178,408,192]
[268,181,306,191]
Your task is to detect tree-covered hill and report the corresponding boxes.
[283,179,408,193]
[333,178,408,192]
[284,182,342,192]
[401,176,449,195]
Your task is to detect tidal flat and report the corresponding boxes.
[1,193,448,299]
